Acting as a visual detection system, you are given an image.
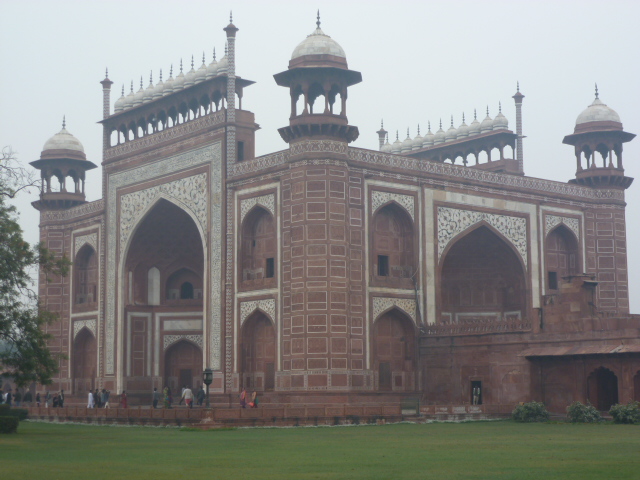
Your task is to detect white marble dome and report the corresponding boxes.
[434,124,446,144]
[480,112,493,133]
[391,136,403,154]
[401,133,413,153]
[493,110,508,130]
[576,97,621,125]
[412,131,424,150]
[291,26,346,60]
[114,87,126,113]
[422,127,435,147]
[42,123,85,153]
[457,118,469,138]
[123,84,136,109]
[468,115,481,136]
[163,72,175,95]
[445,123,458,142]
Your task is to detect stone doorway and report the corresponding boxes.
[72,328,96,394]
[241,311,276,391]
[164,340,202,392]
[587,367,618,411]
[373,308,416,392]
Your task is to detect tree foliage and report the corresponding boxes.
[0,148,70,387]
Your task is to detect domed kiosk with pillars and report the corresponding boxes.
[30,118,97,210]
[564,86,635,189]
[27,14,640,416]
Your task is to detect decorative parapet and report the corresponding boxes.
[41,199,104,222]
[229,149,290,177]
[348,147,625,202]
[104,110,225,160]
[423,317,532,336]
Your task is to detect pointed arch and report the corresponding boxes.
[371,202,416,287]
[239,205,277,287]
[439,225,527,324]
[72,327,97,393]
[164,339,203,392]
[74,244,97,306]
[240,310,276,391]
[545,223,580,290]
[372,307,417,392]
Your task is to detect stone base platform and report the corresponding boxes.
[24,404,511,428]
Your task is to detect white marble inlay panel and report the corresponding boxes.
[371,191,415,222]
[240,194,275,223]
[372,297,416,323]
[239,298,276,324]
[437,206,528,268]
[163,334,203,351]
[74,233,98,257]
[73,319,96,340]
[545,215,580,240]
[163,320,204,331]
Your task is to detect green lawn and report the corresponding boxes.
[1,421,639,479]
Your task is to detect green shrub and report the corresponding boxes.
[512,401,549,423]
[4,408,29,421]
[609,401,640,424]
[566,401,602,423]
[0,404,9,415]
[0,416,19,434]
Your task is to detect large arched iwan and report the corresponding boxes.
[438,224,527,325]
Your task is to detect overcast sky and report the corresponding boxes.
[2,0,639,310]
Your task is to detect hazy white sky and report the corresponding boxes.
[2,0,639,310]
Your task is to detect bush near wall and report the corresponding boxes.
[609,401,640,424]
[512,402,549,423]
[0,416,19,434]
[566,402,602,423]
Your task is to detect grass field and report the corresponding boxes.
[1,420,639,479]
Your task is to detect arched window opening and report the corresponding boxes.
[372,203,415,288]
[440,226,526,324]
[307,83,325,114]
[240,207,276,289]
[241,312,276,391]
[165,268,202,302]
[587,367,618,411]
[546,225,579,291]
[373,309,415,392]
[180,281,194,299]
[74,245,97,306]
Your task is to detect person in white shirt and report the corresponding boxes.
[87,390,95,408]
[181,386,194,409]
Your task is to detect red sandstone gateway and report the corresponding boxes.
[29,14,640,414]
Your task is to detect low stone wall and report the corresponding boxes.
[25,404,511,427]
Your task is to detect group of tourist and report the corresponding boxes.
[239,388,259,408]
[154,385,206,409]
[1,388,66,408]
[87,388,117,408]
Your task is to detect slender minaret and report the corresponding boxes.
[376,120,387,150]
[512,82,525,174]
[100,68,114,150]
[224,12,238,167]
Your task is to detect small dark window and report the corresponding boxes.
[378,255,389,276]
[180,282,194,299]
[548,271,558,290]
[237,141,245,161]
[266,258,275,278]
